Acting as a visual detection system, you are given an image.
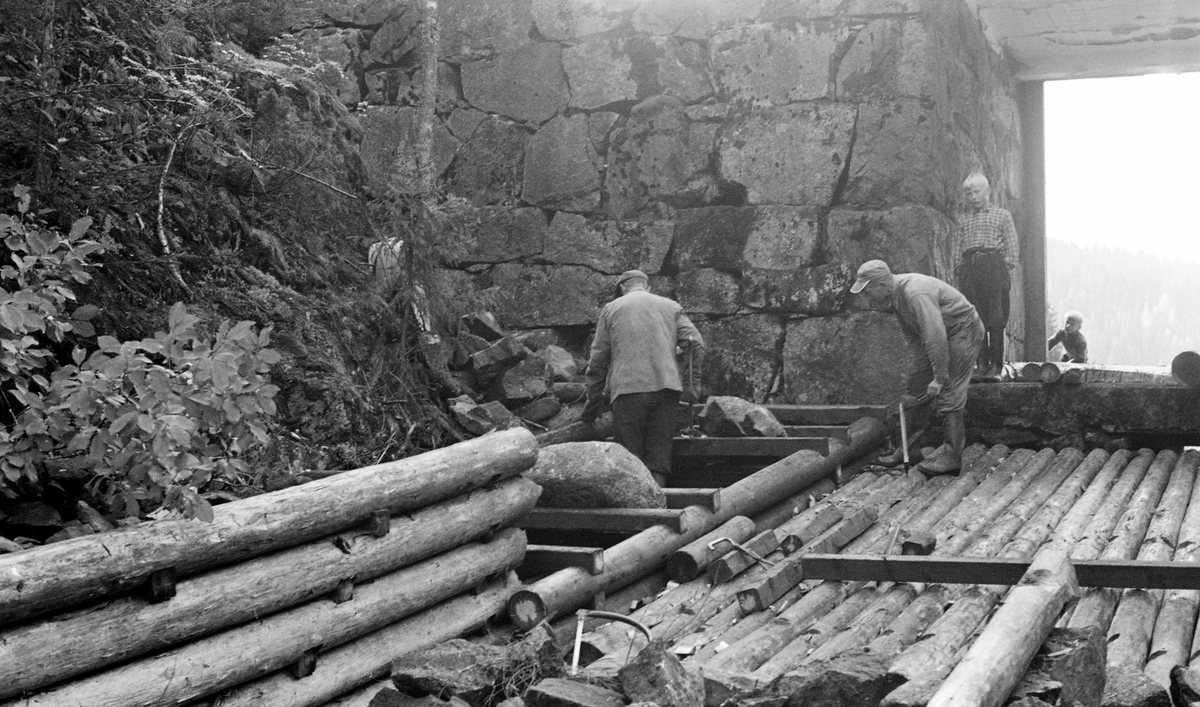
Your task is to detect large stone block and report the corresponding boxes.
[491,264,613,327]
[522,114,602,211]
[543,212,673,274]
[447,115,529,205]
[710,23,834,105]
[632,0,763,40]
[781,312,907,404]
[360,106,457,193]
[826,205,956,282]
[454,207,547,264]
[742,263,852,315]
[604,96,710,218]
[439,0,535,59]
[675,268,742,315]
[632,37,714,104]
[835,17,933,101]
[694,314,783,402]
[528,442,667,509]
[461,43,570,124]
[533,0,637,41]
[718,103,856,206]
[840,99,960,210]
[669,206,754,272]
[742,206,821,270]
[367,7,420,66]
[564,37,638,110]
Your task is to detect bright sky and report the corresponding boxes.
[1045,72,1200,263]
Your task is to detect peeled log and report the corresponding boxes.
[5,529,527,707]
[0,428,537,627]
[211,573,520,707]
[507,417,888,630]
[1106,450,1196,672]
[925,546,1081,707]
[1068,450,1178,633]
[1144,450,1200,687]
[0,478,540,700]
[535,417,614,446]
[1172,351,1200,387]
[667,516,756,583]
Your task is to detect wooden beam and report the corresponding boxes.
[519,508,689,534]
[663,488,721,512]
[763,404,888,425]
[672,437,830,458]
[521,545,605,577]
[797,553,1200,589]
[785,425,850,440]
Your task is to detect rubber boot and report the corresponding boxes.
[984,329,1005,382]
[917,411,964,475]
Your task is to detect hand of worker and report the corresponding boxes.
[926,379,944,400]
[580,395,603,424]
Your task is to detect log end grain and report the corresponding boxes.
[507,589,548,632]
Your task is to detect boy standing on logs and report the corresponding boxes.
[1047,310,1088,363]
[851,260,984,475]
[582,270,704,486]
[955,172,1019,383]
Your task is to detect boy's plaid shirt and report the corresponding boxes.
[956,205,1019,270]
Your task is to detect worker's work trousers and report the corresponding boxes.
[907,316,985,414]
[956,249,1010,331]
[611,389,681,477]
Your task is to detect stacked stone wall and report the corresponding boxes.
[280,0,1023,405]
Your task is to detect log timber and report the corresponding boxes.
[505,416,888,630]
[0,478,540,700]
[1144,450,1200,687]
[1068,449,1177,633]
[1105,450,1195,672]
[925,546,1080,707]
[3,530,526,707]
[211,573,520,707]
[0,428,538,626]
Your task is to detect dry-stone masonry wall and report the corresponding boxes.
[278,0,1025,405]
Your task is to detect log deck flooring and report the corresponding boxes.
[564,436,1200,705]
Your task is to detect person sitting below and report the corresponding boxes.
[1047,310,1088,363]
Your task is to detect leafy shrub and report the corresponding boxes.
[1,187,279,520]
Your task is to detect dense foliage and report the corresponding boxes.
[1,187,279,519]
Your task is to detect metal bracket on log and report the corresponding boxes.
[331,578,355,604]
[709,529,783,585]
[368,509,390,537]
[288,646,320,679]
[144,566,178,604]
[737,506,878,613]
[901,532,937,555]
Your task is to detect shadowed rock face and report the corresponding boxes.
[326,0,1022,406]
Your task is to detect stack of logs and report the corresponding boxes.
[0,428,540,707]
[1009,360,1186,387]
[569,439,1200,706]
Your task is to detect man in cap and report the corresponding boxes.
[955,172,1019,382]
[851,260,984,475]
[582,270,704,485]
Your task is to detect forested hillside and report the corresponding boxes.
[1047,238,1199,365]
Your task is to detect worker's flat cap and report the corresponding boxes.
[617,269,649,286]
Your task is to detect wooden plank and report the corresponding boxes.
[663,488,721,512]
[519,508,689,534]
[521,545,605,577]
[785,425,850,440]
[764,404,888,425]
[798,553,1200,589]
[672,436,830,458]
